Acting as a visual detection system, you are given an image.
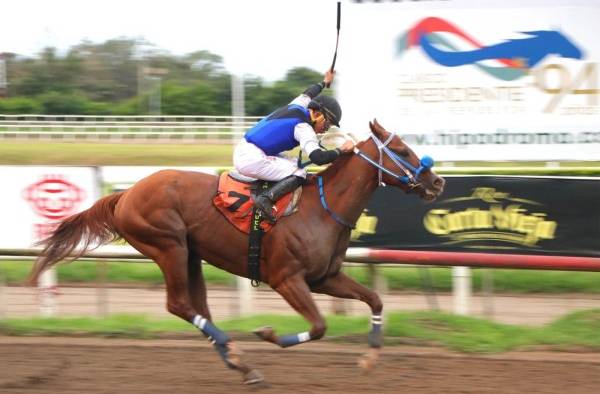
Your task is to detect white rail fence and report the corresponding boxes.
[0,114,262,142]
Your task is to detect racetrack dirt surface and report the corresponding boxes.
[2,337,600,394]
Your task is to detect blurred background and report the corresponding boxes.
[0,0,599,352]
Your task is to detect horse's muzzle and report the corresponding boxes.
[421,175,445,202]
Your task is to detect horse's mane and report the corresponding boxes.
[314,152,353,178]
[318,130,363,149]
[313,132,371,179]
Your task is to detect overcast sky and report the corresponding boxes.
[1,0,343,81]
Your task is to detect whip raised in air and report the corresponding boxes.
[325,1,341,88]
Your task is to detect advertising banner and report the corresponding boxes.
[350,175,600,258]
[0,166,100,249]
[339,0,600,161]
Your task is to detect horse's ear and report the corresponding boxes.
[373,118,382,129]
[369,118,384,136]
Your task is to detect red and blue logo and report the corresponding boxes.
[397,17,584,81]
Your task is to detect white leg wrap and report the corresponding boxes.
[192,314,207,329]
[371,314,383,325]
[297,331,311,343]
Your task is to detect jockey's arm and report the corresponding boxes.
[295,123,341,165]
[292,72,341,165]
[302,81,326,100]
[308,147,342,165]
[289,81,327,107]
[290,70,333,107]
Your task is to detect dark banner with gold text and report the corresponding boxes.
[350,176,600,257]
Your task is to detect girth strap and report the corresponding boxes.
[247,181,269,287]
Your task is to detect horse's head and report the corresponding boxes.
[359,119,445,201]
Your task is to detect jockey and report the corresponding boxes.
[234,70,354,223]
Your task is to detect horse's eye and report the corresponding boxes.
[393,147,409,157]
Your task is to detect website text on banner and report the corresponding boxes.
[339,1,600,161]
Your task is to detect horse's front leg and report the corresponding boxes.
[310,271,384,371]
[254,272,327,347]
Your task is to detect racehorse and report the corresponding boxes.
[28,119,445,384]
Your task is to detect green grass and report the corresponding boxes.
[4,261,600,293]
[2,309,600,353]
[386,311,535,352]
[0,314,185,338]
[0,261,233,286]
[345,266,600,294]
[0,142,233,165]
[540,309,600,349]
[340,266,600,293]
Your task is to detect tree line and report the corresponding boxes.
[0,38,323,116]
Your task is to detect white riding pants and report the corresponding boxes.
[233,139,307,181]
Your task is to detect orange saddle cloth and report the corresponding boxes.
[213,172,301,234]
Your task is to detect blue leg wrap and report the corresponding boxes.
[192,315,230,345]
[193,315,235,368]
[368,314,383,348]
[278,331,311,348]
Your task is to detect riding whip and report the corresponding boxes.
[325,1,341,88]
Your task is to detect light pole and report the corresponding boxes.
[230,74,245,143]
[0,54,8,98]
[148,76,162,115]
[230,74,253,315]
[138,66,168,115]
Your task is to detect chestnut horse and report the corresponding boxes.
[28,120,445,384]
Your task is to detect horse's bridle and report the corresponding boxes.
[315,131,435,229]
[354,132,434,190]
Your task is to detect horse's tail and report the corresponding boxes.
[27,192,125,286]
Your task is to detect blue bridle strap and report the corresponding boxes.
[355,133,434,186]
[317,176,355,229]
[354,150,411,184]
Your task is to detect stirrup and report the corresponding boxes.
[254,196,276,223]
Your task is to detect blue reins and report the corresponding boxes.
[317,175,355,229]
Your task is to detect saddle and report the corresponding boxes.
[213,172,302,234]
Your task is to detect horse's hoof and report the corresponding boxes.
[358,348,381,372]
[243,369,265,385]
[253,326,276,342]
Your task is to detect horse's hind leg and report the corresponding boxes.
[187,254,264,381]
[310,271,383,370]
[129,239,262,384]
[254,273,327,348]
[187,253,211,320]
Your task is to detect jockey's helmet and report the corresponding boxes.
[308,95,342,127]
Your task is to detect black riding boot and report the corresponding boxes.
[254,175,304,223]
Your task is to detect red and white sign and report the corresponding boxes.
[0,166,100,248]
[22,175,87,220]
